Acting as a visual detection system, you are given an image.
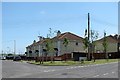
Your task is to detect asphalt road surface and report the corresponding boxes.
[2,60,119,78]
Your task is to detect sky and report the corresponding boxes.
[2,2,118,54]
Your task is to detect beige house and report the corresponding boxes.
[26,31,85,57]
[52,31,85,55]
[95,35,120,53]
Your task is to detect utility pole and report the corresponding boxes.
[14,40,16,58]
[88,13,91,61]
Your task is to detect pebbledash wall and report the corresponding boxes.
[95,35,119,53]
[53,39,85,55]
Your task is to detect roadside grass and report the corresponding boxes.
[27,59,119,66]
[84,59,118,65]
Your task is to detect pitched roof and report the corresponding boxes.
[53,32,84,41]
[26,38,48,48]
[95,35,118,43]
[26,32,84,48]
[113,34,120,43]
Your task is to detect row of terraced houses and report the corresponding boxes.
[26,31,120,61]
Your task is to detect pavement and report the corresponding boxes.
[2,60,119,78]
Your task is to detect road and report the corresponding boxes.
[2,60,119,78]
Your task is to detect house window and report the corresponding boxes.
[76,42,78,46]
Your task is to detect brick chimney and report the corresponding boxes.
[57,30,61,36]
[38,36,43,41]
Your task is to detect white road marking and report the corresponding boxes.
[93,75,99,77]
[84,66,87,67]
[66,68,70,69]
[103,73,108,76]
[70,67,74,69]
[43,69,55,72]
[79,66,84,67]
[74,67,77,68]
[112,72,115,74]
[43,70,49,72]
[51,70,55,72]
[78,66,81,67]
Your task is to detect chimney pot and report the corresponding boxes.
[38,36,43,41]
[57,30,61,36]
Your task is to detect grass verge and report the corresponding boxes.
[27,59,119,66]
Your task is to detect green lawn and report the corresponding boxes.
[27,59,119,66]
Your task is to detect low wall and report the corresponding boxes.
[93,52,120,59]
[25,52,120,61]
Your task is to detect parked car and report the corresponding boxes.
[13,56,21,61]
[6,56,14,60]
[0,56,6,60]
[2,56,6,60]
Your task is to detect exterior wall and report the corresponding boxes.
[36,43,46,57]
[118,43,120,52]
[38,45,42,56]
[95,42,118,53]
[107,42,118,52]
[59,40,85,55]
[26,48,29,57]
[31,46,35,57]
[95,42,104,53]
[26,48,31,57]
[57,41,61,56]
[26,40,85,57]
[26,44,41,57]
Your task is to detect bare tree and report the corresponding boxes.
[46,28,55,63]
[63,38,69,61]
[102,31,108,61]
[83,29,99,61]
[90,30,99,62]
[45,40,50,62]
[83,29,89,60]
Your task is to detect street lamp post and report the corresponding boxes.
[2,50,3,58]
[14,40,16,58]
